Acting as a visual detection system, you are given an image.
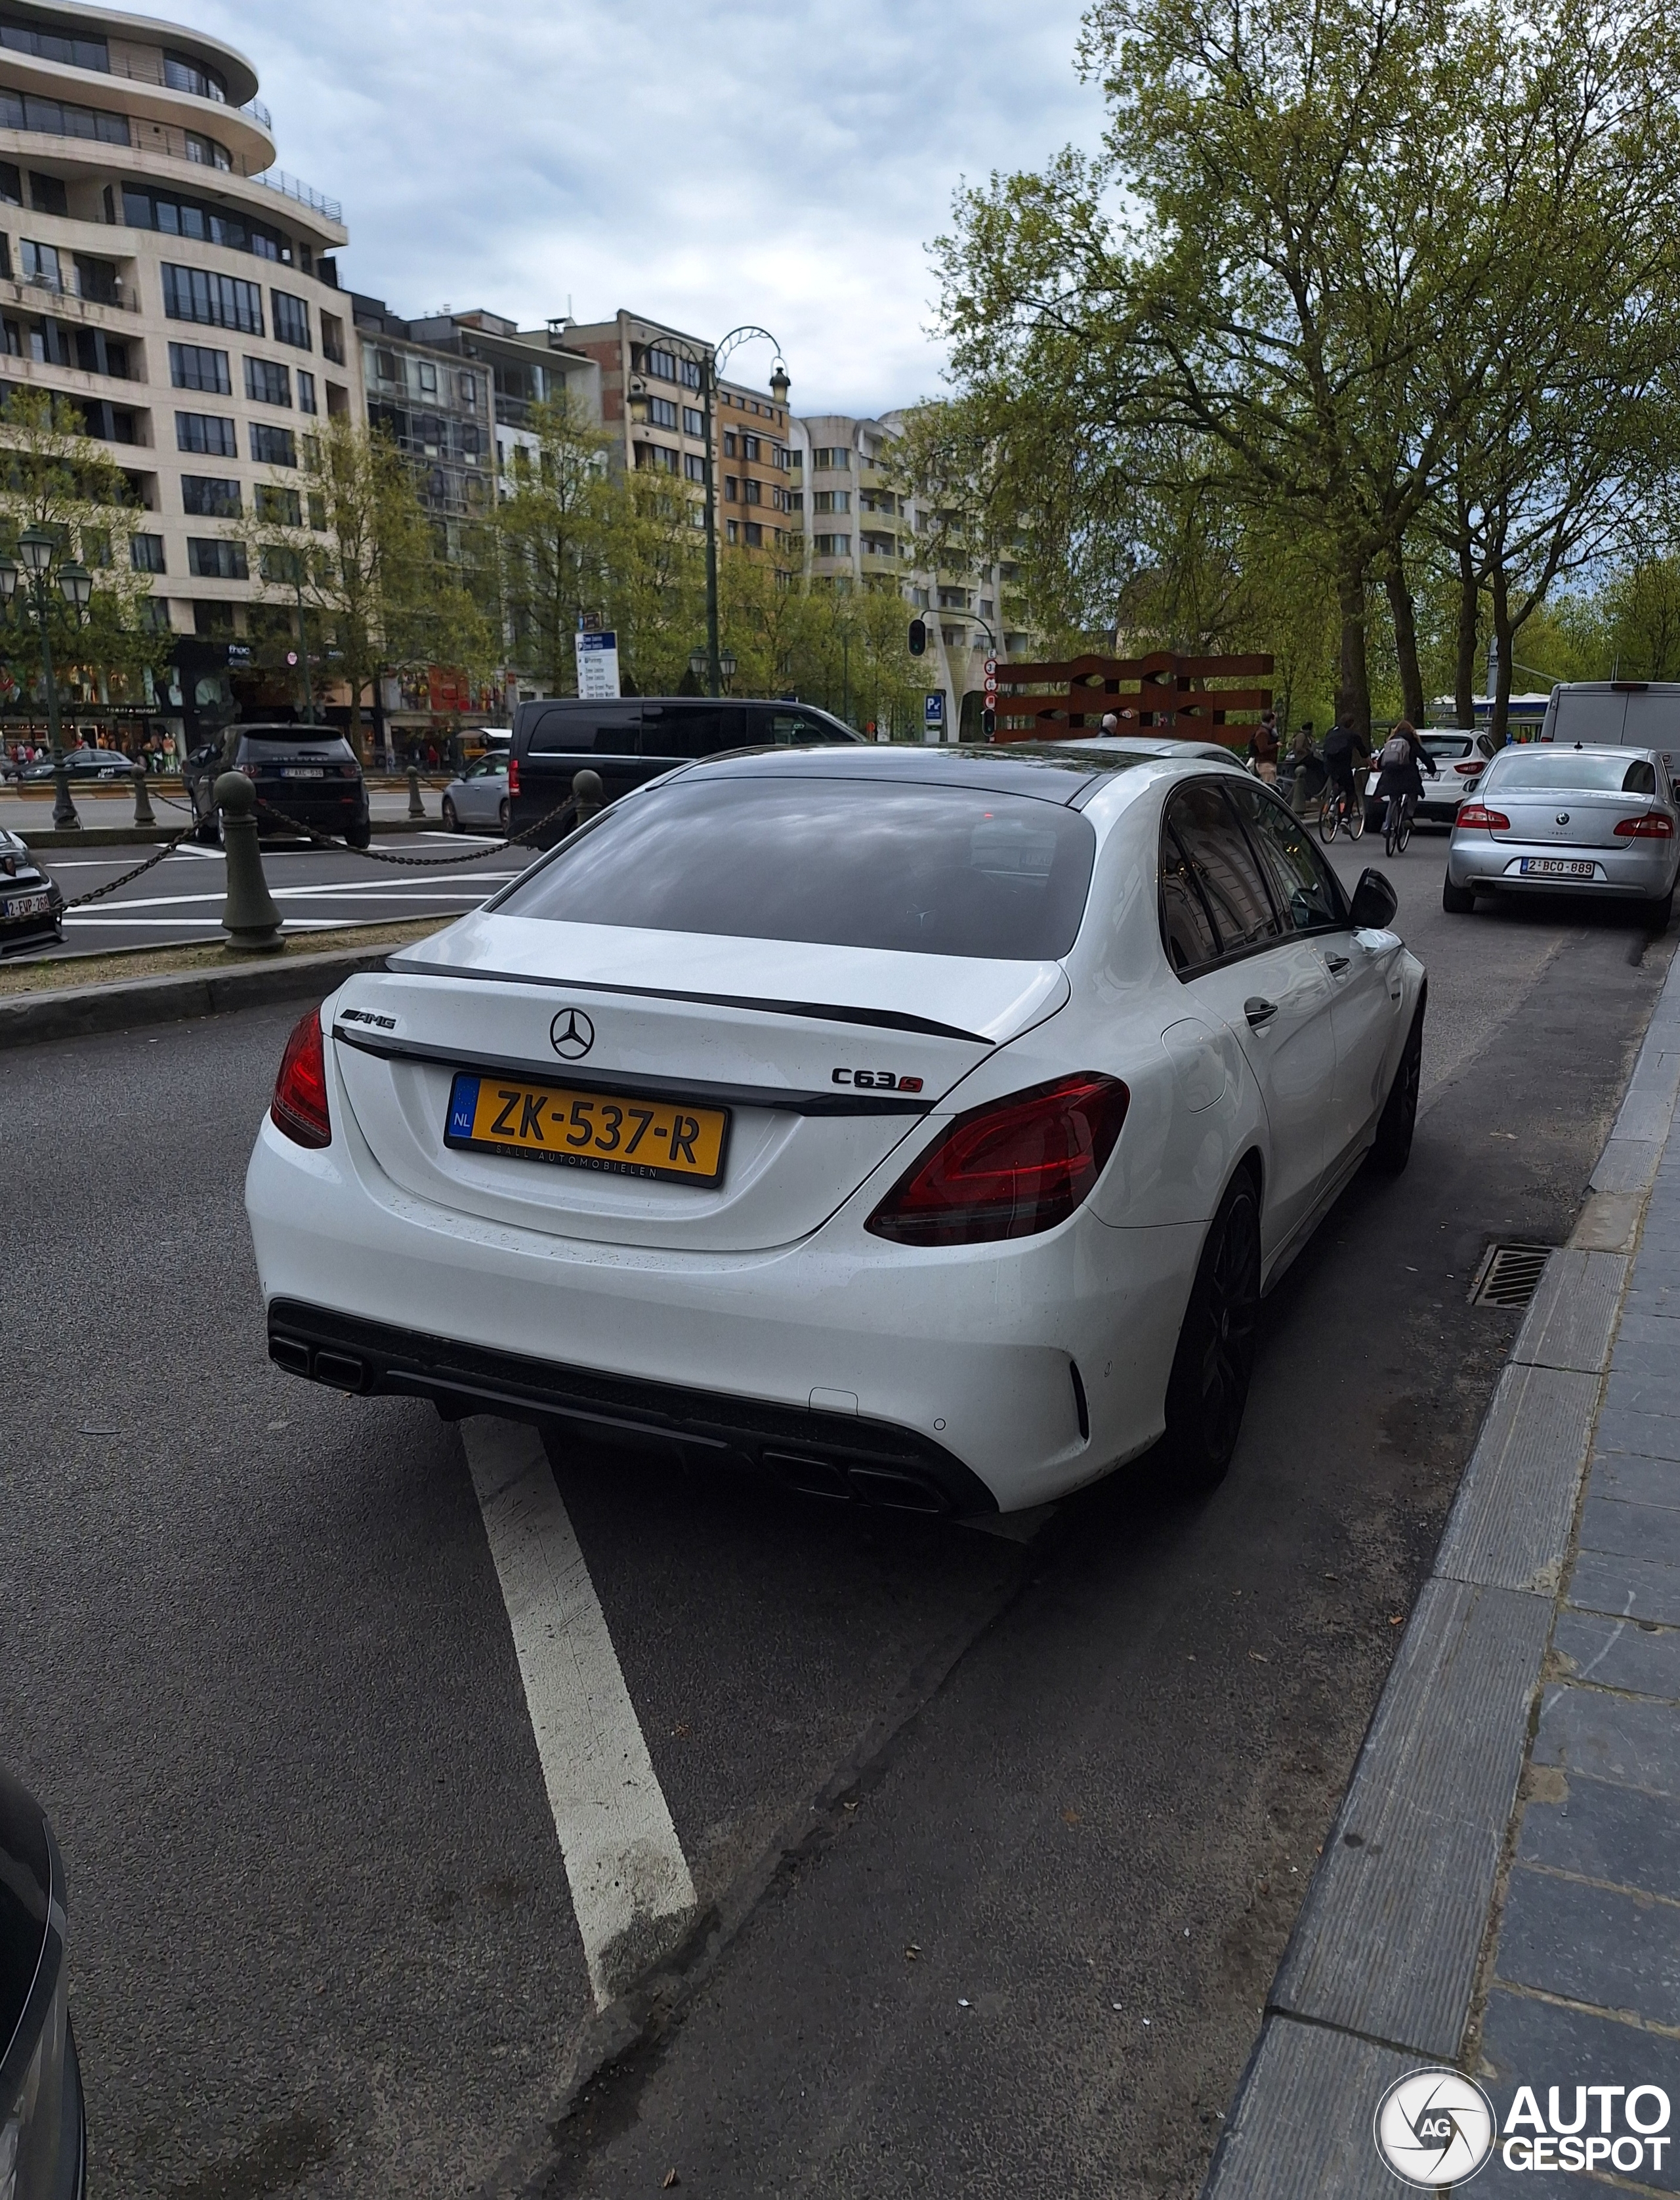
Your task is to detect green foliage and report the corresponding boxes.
[240,416,491,746]
[0,387,170,702]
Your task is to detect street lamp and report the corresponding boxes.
[1,530,92,827]
[655,327,788,699]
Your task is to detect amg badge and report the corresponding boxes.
[831,1067,923,1092]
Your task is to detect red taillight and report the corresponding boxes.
[271,1008,331,1147]
[1454,759,1483,776]
[1614,812,1676,837]
[508,755,521,797]
[1456,803,1510,831]
[866,1073,1129,1246]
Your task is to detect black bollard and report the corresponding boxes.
[131,760,156,828]
[572,767,604,824]
[407,763,425,819]
[215,771,284,953]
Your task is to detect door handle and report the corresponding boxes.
[1324,953,1351,973]
[1245,996,1278,1028]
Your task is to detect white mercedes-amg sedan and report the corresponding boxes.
[247,745,1425,1515]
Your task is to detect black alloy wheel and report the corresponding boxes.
[1162,1175,1261,1495]
[1369,1000,1425,1175]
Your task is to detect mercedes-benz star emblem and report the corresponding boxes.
[1557,812,1571,825]
[550,1007,595,1059]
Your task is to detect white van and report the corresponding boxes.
[1540,683,1680,782]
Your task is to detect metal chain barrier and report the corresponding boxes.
[59,824,200,909]
[251,791,580,866]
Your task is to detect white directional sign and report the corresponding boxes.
[575,628,621,701]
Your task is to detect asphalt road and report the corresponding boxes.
[3,830,1671,2200]
[18,827,532,957]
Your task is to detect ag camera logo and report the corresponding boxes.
[1374,2069,1496,2186]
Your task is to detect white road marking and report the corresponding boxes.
[461,1418,696,2008]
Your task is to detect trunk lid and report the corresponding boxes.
[1494,789,1658,849]
[330,912,1069,1252]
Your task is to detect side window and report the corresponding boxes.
[640,705,742,757]
[764,709,841,746]
[1164,781,1279,962]
[1160,825,1221,973]
[526,707,640,754]
[1230,783,1346,932]
[1624,757,1657,796]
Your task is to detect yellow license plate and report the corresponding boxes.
[445,1071,728,1185]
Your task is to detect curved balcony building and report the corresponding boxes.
[0,2,359,664]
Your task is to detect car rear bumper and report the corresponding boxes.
[245,1093,1200,1513]
[1446,837,1677,896]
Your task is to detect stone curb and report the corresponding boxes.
[0,942,404,1049]
[1201,944,1680,2200]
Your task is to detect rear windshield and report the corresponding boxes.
[239,734,356,763]
[494,778,1098,959]
[1485,751,1658,795]
[1422,736,1473,757]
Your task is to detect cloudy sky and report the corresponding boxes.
[187,0,1097,415]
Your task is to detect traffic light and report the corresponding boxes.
[982,708,996,738]
[908,618,927,657]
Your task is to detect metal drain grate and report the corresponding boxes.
[1470,1242,1553,1309]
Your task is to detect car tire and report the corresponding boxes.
[499,797,511,835]
[1442,878,1477,914]
[1369,999,1425,1176]
[346,820,371,851]
[442,797,459,833]
[1644,885,1674,934]
[1161,1172,1261,1497]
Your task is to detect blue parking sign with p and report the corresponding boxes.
[925,692,945,727]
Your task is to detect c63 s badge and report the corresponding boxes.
[832,1067,924,1092]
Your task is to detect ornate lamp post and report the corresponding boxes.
[647,329,788,698]
[0,527,93,828]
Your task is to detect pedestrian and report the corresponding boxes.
[1287,722,1324,818]
[1250,710,1280,782]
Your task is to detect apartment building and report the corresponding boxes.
[716,370,793,570]
[561,309,792,572]
[788,410,1026,736]
[0,0,358,683]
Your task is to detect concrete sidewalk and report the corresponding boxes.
[1206,948,1680,2196]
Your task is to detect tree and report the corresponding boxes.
[493,394,618,693]
[0,386,167,710]
[239,415,490,753]
[929,0,1680,739]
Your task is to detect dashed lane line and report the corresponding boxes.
[461,1417,698,2010]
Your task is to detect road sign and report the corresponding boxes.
[575,629,621,700]
[984,656,998,681]
[924,692,945,728]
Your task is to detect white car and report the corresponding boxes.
[247,747,1425,1515]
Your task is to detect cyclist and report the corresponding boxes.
[1374,719,1438,852]
[1320,716,1370,832]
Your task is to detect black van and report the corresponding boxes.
[507,696,863,843]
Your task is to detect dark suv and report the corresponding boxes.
[182,725,371,848]
[507,697,862,844]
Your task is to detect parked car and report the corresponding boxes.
[1444,742,1680,925]
[507,697,864,844]
[441,753,510,836]
[1051,733,1250,767]
[0,831,62,953]
[249,745,1423,1516]
[1538,681,1680,786]
[0,1765,87,2199]
[181,726,371,849]
[10,746,133,786]
[1362,729,1499,831]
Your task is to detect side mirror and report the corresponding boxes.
[1349,867,1398,931]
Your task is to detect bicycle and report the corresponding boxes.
[1317,779,1366,843]
[1383,788,1416,857]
